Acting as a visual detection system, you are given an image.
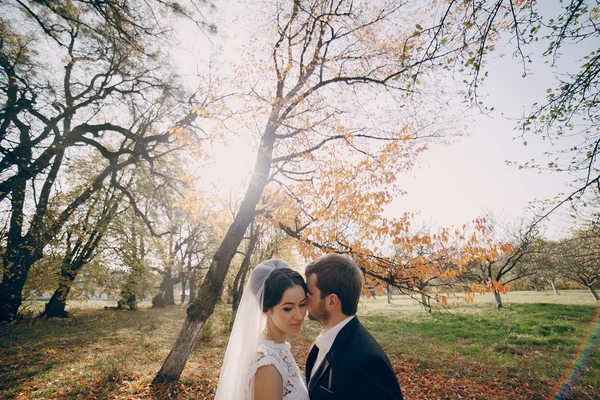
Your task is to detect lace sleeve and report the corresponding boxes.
[247,341,307,400]
[249,344,286,382]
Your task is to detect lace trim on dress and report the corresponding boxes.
[247,340,308,400]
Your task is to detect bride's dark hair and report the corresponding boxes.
[262,268,307,312]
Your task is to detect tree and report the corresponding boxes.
[154,0,503,382]
[389,223,475,308]
[142,163,219,307]
[112,206,153,310]
[556,229,600,301]
[518,239,563,294]
[41,186,123,318]
[459,218,540,308]
[0,0,216,322]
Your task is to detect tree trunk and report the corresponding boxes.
[118,268,139,310]
[549,278,558,295]
[420,292,428,307]
[119,210,145,311]
[231,223,260,329]
[45,226,106,317]
[181,274,187,304]
[162,268,175,306]
[231,267,249,329]
[118,261,143,311]
[587,285,599,301]
[153,315,207,383]
[0,254,35,321]
[43,264,78,318]
[152,269,176,309]
[493,290,503,308]
[153,126,275,384]
[387,283,392,304]
[188,268,197,304]
[0,174,31,322]
[153,230,258,383]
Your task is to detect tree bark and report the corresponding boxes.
[420,292,428,307]
[188,268,197,304]
[180,274,187,304]
[0,254,35,321]
[43,261,78,318]
[153,125,276,384]
[231,222,260,329]
[154,268,175,307]
[0,168,30,321]
[493,290,503,308]
[387,284,391,304]
[549,278,559,295]
[587,285,599,301]
[164,268,175,306]
[153,315,206,383]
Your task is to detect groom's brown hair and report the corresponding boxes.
[305,253,362,316]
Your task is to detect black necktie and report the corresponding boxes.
[306,343,319,381]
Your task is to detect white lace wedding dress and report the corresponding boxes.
[247,339,310,400]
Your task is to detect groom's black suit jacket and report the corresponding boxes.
[305,317,403,400]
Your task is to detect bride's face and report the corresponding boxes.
[267,284,308,336]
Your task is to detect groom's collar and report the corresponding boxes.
[315,315,355,350]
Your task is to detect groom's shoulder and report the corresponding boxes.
[347,323,395,371]
[347,318,385,352]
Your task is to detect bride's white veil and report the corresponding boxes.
[215,259,291,400]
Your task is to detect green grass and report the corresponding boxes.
[356,294,599,399]
[0,291,598,399]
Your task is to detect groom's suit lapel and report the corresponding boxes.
[306,343,319,381]
[308,317,359,393]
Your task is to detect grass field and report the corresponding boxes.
[0,290,598,399]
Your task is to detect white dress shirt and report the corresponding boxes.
[310,315,355,378]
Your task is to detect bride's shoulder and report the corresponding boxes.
[252,340,291,376]
[255,339,293,365]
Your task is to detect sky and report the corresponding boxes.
[178,1,588,240]
[387,53,578,238]
[386,2,592,239]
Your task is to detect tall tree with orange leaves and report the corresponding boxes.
[458,216,542,308]
[154,0,511,382]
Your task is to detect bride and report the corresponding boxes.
[215,259,310,400]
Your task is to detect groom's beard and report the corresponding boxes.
[308,297,329,325]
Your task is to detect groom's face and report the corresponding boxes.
[306,274,329,324]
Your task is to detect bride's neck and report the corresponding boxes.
[263,320,286,343]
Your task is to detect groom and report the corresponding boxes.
[305,253,403,400]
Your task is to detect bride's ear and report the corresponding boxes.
[264,308,275,318]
